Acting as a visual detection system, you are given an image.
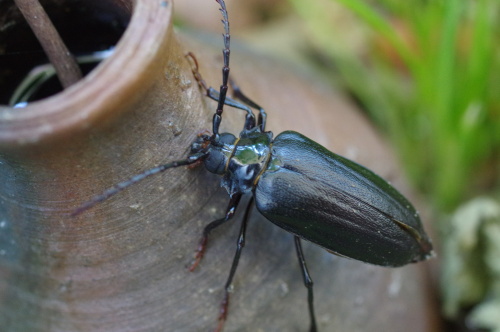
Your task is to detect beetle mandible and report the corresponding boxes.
[73,1,434,331]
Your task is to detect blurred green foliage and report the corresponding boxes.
[287,0,500,211]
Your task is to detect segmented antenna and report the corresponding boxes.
[71,155,204,216]
[72,1,231,216]
[212,0,230,138]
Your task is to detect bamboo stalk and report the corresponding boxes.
[14,0,82,88]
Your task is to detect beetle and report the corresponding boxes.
[72,1,433,331]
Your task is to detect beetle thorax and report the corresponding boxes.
[216,128,273,196]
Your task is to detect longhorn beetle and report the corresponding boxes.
[73,1,434,331]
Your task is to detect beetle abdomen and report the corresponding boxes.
[255,131,433,267]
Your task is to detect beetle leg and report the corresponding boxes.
[215,196,254,332]
[229,79,267,131]
[207,88,256,131]
[294,236,318,332]
[188,193,242,272]
[185,52,257,131]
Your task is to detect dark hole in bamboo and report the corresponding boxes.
[14,0,83,88]
[0,0,131,105]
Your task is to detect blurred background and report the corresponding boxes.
[176,1,500,331]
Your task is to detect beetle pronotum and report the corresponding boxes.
[73,1,433,331]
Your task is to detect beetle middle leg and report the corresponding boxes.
[188,193,242,271]
[295,236,318,332]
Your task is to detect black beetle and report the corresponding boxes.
[73,1,433,331]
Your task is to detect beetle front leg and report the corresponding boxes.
[229,79,267,131]
[185,52,257,131]
[188,193,242,272]
[206,88,256,131]
[215,197,254,332]
[295,236,318,332]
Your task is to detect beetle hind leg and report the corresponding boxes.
[295,236,318,332]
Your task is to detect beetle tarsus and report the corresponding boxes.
[215,292,230,332]
[188,217,225,272]
[188,235,207,272]
[185,52,209,91]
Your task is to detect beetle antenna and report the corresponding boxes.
[71,154,205,216]
[211,0,230,138]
